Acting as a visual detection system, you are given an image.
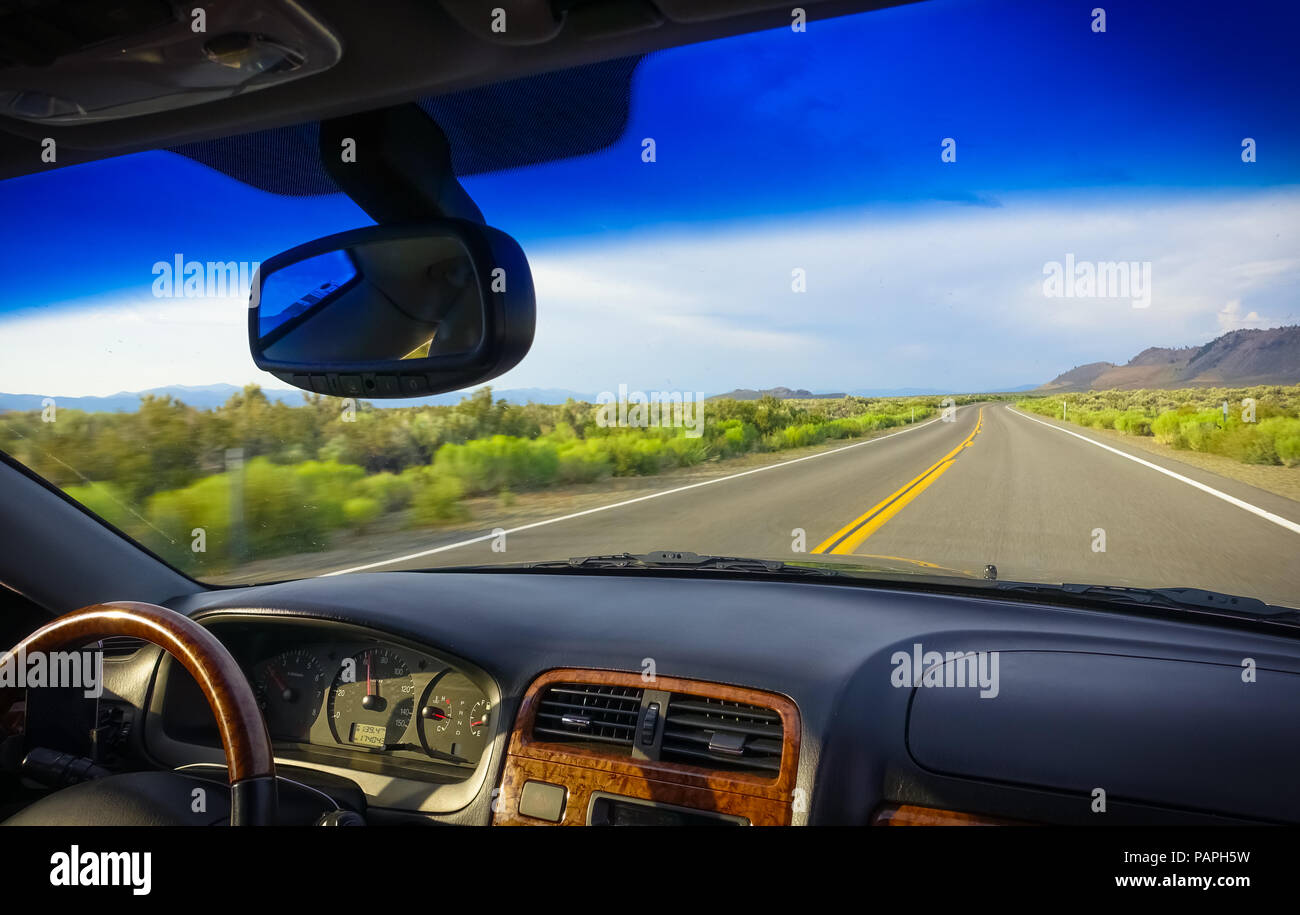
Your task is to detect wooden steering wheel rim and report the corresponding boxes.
[11,601,274,784]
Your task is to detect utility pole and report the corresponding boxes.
[226,447,245,562]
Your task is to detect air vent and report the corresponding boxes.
[94,636,147,658]
[660,694,784,774]
[533,683,643,749]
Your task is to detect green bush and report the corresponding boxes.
[146,473,233,567]
[664,435,709,466]
[1113,411,1152,436]
[1178,412,1225,452]
[555,439,614,483]
[409,472,468,524]
[433,435,559,493]
[781,423,821,448]
[1020,391,1300,467]
[1263,417,1300,467]
[144,457,332,568]
[343,496,382,530]
[357,472,413,511]
[1082,408,1122,430]
[291,460,367,527]
[63,481,141,536]
[1277,429,1300,467]
[714,419,759,457]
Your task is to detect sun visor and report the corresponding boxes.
[167,55,641,195]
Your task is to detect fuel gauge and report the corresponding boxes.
[469,698,491,738]
[416,671,491,765]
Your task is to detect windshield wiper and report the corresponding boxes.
[528,550,842,578]
[992,582,1300,627]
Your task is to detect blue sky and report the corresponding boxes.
[0,0,1297,396]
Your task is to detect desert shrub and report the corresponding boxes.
[292,460,367,527]
[1077,408,1117,429]
[357,472,413,511]
[409,472,467,524]
[432,435,559,493]
[343,496,382,530]
[555,439,614,483]
[63,481,141,536]
[713,419,759,457]
[1152,409,1194,445]
[664,435,709,466]
[1263,417,1300,467]
[1277,429,1300,467]
[146,457,330,566]
[1177,411,1225,451]
[1113,411,1152,436]
[781,423,822,448]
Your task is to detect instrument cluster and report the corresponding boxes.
[244,637,493,769]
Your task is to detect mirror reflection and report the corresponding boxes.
[255,234,484,364]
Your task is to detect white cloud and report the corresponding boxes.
[1217,299,1271,331]
[493,187,1300,391]
[0,294,267,397]
[2,188,1297,397]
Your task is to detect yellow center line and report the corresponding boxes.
[812,408,984,555]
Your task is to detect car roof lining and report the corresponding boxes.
[0,0,923,184]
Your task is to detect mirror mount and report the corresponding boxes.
[319,103,484,225]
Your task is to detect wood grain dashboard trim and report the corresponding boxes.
[872,804,1029,826]
[494,668,800,825]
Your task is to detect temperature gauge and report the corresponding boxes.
[422,694,453,733]
[416,671,491,765]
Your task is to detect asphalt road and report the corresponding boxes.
[333,404,1300,609]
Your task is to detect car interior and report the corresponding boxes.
[0,0,1297,850]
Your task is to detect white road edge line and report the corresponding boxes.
[321,408,959,576]
[1006,405,1300,536]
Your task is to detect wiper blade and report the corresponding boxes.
[528,550,841,577]
[994,582,1300,625]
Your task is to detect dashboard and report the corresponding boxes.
[86,570,1300,826]
[144,615,500,813]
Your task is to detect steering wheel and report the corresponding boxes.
[1,601,276,826]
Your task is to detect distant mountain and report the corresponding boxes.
[0,384,597,413]
[851,386,954,397]
[0,384,307,413]
[708,384,1049,401]
[707,386,846,401]
[392,387,596,407]
[1039,326,1300,392]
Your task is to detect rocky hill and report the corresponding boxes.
[1039,326,1300,392]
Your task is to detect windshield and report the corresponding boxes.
[1,0,1298,610]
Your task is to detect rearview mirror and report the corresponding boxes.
[248,221,535,398]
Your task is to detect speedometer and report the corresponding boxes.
[327,648,415,749]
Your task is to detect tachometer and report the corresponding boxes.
[327,648,415,749]
[251,649,326,741]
